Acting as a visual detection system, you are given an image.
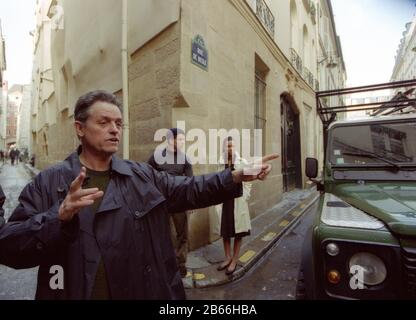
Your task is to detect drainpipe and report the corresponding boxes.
[122,0,130,159]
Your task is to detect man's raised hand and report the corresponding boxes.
[58,167,104,222]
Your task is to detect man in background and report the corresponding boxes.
[148,128,193,278]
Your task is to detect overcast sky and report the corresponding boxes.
[331,0,416,87]
[0,0,415,89]
[0,0,36,88]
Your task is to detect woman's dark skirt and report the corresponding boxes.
[220,198,250,239]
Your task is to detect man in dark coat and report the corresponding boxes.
[0,150,4,164]
[0,90,278,300]
[9,148,16,166]
[0,185,5,229]
[148,128,193,278]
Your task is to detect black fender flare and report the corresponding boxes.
[299,225,318,299]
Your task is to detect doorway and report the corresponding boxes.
[281,93,302,192]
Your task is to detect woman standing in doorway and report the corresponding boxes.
[216,136,252,276]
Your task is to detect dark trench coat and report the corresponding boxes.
[0,150,242,299]
[0,185,5,228]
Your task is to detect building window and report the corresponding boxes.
[255,73,267,155]
[254,54,269,156]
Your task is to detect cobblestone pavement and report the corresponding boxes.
[0,163,38,300]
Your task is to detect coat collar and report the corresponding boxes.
[64,146,133,178]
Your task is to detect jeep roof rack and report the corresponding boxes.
[316,79,416,130]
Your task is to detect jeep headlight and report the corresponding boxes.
[349,252,387,286]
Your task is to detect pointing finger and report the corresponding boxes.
[261,154,279,163]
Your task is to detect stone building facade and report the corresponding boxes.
[30,0,345,249]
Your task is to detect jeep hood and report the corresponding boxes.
[333,183,416,237]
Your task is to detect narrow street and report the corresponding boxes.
[0,0,415,305]
[0,163,37,300]
[186,200,318,300]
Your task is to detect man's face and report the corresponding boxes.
[75,101,122,156]
[169,133,185,152]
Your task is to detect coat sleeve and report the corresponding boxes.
[0,185,5,228]
[150,166,242,213]
[0,173,79,269]
[184,157,193,177]
[239,158,252,201]
[147,153,158,170]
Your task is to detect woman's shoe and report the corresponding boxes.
[225,263,237,275]
[217,261,231,271]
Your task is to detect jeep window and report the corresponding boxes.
[329,122,416,166]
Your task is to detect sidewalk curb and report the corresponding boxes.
[187,191,320,289]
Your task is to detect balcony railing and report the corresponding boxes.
[303,67,314,87]
[255,0,275,38]
[290,49,320,91]
[290,48,303,74]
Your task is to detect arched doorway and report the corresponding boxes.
[280,92,302,192]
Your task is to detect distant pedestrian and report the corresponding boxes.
[30,154,35,167]
[15,149,20,164]
[9,149,16,166]
[0,150,4,164]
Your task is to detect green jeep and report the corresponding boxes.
[297,80,416,300]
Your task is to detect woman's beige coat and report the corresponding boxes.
[214,153,252,235]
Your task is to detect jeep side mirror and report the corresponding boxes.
[306,158,318,179]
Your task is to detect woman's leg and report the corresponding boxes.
[227,236,243,272]
[218,237,232,269]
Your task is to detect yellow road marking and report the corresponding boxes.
[279,220,290,227]
[239,250,256,263]
[193,273,206,280]
[261,232,277,242]
[291,211,300,217]
[186,271,192,278]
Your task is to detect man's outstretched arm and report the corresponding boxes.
[150,154,279,213]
